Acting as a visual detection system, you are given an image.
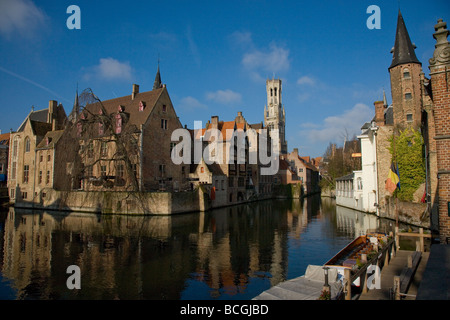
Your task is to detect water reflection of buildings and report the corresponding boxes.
[1,197,326,300]
[335,205,394,236]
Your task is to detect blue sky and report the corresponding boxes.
[0,0,448,158]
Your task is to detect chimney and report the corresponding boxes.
[293,148,299,155]
[132,84,139,100]
[211,116,219,128]
[374,100,385,126]
[48,100,57,124]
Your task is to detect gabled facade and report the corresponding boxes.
[283,148,319,195]
[7,101,67,203]
[72,78,187,192]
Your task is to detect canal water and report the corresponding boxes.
[0,196,398,300]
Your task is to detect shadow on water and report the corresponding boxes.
[0,196,402,300]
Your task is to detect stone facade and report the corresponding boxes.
[264,78,287,155]
[7,101,67,203]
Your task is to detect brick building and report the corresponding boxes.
[71,66,188,192]
[371,11,450,242]
[422,18,450,243]
[190,112,271,206]
[283,148,319,195]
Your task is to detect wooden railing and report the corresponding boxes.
[395,227,432,252]
[343,236,396,300]
[392,227,431,300]
[339,228,431,300]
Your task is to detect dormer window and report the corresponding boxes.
[115,114,122,134]
[139,101,145,112]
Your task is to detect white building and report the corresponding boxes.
[336,121,379,214]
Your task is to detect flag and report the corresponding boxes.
[385,162,400,193]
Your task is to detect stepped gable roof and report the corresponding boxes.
[83,87,164,128]
[389,10,421,69]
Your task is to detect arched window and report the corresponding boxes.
[25,137,30,153]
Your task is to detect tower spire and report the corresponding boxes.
[389,10,421,70]
[68,84,80,123]
[153,59,162,90]
[383,88,388,107]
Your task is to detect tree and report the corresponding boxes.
[388,128,426,201]
[58,88,140,192]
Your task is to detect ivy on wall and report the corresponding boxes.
[388,128,426,201]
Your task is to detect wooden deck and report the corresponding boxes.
[358,250,430,300]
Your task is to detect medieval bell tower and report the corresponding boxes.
[264,78,288,155]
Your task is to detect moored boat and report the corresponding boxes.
[324,232,389,287]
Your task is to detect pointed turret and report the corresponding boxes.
[383,88,388,107]
[68,87,80,124]
[153,63,162,90]
[389,10,421,70]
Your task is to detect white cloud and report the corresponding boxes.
[179,96,208,111]
[231,31,290,82]
[242,43,290,75]
[206,89,242,105]
[186,25,201,66]
[83,58,133,81]
[297,76,315,86]
[0,0,47,39]
[229,31,253,47]
[299,103,373,144]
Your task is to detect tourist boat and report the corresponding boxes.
[324,232,389,287]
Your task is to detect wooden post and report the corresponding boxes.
[419,228,424,252]
[362,269,368,294]
[408,254,413,268]
[395,226,400,251]
[361,253,367,264]
[394,276,401,300]
[385,247,390,266]
[344,268,352,300]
